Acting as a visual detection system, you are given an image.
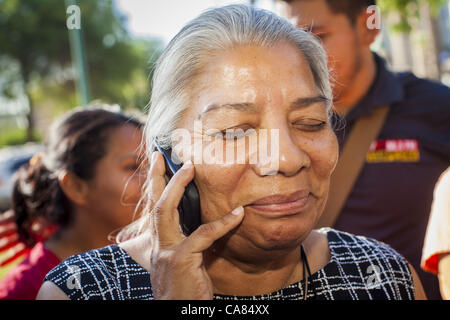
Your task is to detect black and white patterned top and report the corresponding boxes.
[43,228,415,300]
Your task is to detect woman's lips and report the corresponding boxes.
[245,190,310,217]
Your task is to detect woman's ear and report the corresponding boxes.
[58,171,89,206]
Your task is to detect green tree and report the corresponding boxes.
[378,0,447,80]
[378,0,447,32]
[0,0,162,141]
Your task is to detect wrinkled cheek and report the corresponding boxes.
[300,131,338,204]
[194,163,246,222]
[310,132,339,179]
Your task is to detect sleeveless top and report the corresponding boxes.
[43,228,415,300]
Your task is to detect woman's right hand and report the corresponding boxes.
[0,210,27,267]
[148,151,244,300]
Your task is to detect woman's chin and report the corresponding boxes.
[239,212,315,250]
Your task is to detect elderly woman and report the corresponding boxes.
[37,4,425,300]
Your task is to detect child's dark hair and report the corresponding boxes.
[12,107,143,247]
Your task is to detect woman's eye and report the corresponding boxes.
[292,119,326,132]
[207,126,255,141]
[315,32,329,41]
[222,129,246,140]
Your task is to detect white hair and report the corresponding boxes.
[147,4,331,150]
[115,4,332,242]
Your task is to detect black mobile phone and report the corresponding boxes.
[153,141,201,236]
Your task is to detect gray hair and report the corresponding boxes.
[146,3,331,151]
[115,4,332,242]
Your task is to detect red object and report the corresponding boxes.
[0,246,30,267]
[421,168,450,275]
[368,139,419,152]
[0,242,61,300]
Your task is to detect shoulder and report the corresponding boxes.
[397,71,450,99]
[434,167,450,197]
[43,244,151,300]
[44,244,123,283]
[324,228,410,265]
[394,72,450,114]
[320,228,415,298]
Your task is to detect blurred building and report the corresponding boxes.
[383,1,450,85]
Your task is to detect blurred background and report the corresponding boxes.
[0,0,449,277]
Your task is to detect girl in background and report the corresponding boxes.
[0,107,144,299]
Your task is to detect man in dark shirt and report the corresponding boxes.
[281,0,450,299]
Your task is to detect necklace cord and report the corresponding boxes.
[301,245,317,300]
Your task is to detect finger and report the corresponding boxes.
[148,151,167,208]
[0,222,17,238]
[183,206,244,253]
[0,243,28,267]
[154,160,195,245]
[148,151,169,239]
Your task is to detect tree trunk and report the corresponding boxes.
[26,91,35,142]
[419,2,442,81]
[20,62,35,142]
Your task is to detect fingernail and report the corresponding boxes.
[183,160,193,169]
[151,150,158,162]
[231,206,244,215]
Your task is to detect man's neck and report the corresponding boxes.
[334,52,377,117]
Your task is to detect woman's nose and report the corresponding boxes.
[252,125,310,177]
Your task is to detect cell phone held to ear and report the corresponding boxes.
[153,141,201,236]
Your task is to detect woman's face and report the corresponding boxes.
[84,124,145,231]
[178,41,338,251]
